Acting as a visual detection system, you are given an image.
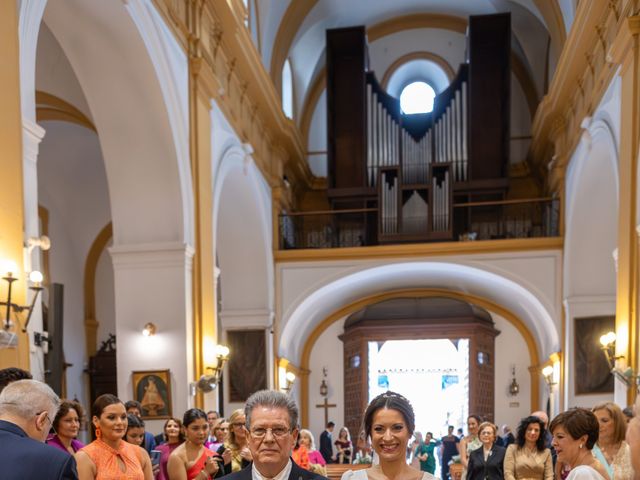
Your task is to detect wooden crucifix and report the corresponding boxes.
[315,397,337,426]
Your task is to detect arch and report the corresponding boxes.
[36,91,96,132]
[269,0,319,97]
[381,51,455,90]
[564,117,619,298]
[84,222,113,357]
[297,288,543,426]
[38,0,193,247]
[279,262,557,364]
[212,143,274,316]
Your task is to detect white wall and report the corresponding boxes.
[307,317,345,442]
[95,242,115,346]
[493,313,532,430]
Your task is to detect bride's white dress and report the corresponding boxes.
[341,470,438,480]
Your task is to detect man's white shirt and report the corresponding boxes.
[251,458,293,480]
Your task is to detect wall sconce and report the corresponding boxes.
[141,322,157,337]
[509,366,520,396]
[282,371,296,393]
[599,331,639,388]
[319,366,329,396]
[195,344,230,393]
[542,365,556,388]
[0,260,44,333]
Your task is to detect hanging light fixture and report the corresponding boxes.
[508,365,520,396]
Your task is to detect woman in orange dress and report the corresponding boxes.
[75,394,153,480]
[167,408,222,480]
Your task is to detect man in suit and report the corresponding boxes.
[0,379,78,479]
[319,421,334,464]
[220,389,327,480]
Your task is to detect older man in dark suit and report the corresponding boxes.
[220,389,327,480]
[0,379,78,480]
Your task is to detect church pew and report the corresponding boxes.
[325,463,370,480]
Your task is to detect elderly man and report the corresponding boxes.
[0,379,78,479]
[221,390,327,480]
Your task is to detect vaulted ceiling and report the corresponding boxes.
[252,0,572,123]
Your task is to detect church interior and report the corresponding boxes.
[2,0,640,453]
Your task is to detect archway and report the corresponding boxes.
[213,139,274,411]
[564,111,619,407]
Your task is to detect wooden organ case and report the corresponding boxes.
[326,14,511,243]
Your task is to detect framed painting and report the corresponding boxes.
[131,369,172,419]
[574,316,615,395]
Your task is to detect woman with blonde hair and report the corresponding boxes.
[216,408,252,475]
[592,402,633,479]
[466,422,506,480]
[299,429,327,475]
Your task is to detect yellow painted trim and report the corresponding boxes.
[299,288,541,427]
[35,91,96,132]
[276,237,563,263]
[380,51,455,90]
[84,222,113,357]
[368,13,467,41]
[270,0,319,98]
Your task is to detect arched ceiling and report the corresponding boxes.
[258,0,569,122]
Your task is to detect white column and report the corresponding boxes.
[22,118,46,379]
[110,242,194,433]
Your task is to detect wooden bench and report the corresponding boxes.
[325,463,370,480]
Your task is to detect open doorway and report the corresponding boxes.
[368,338,469,437]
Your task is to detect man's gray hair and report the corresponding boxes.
[0,379,60,420]
[245,390,298,430]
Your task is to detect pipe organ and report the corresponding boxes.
[326,13,511,243]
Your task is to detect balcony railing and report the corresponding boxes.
[279,198,559,250]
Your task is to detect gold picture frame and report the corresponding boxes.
[131,369,172,419]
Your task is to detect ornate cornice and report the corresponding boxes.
[529,0,632,193]
[152,0,314,191]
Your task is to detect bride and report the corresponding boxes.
[341,391,436,480]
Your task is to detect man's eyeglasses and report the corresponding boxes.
[250,427,291,438]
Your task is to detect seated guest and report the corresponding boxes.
[125,413,146,447]
[125,400,157,453]
[466,422,505,480]
[167,408,221,480]
[47,400,85,454]
[0,379,78,480]
[334,427,352,464]
[591,402,633,479]
[0,367,32,393]
[299,428,327,475]
[220,389,327,479]
[503,415,553,480]
[549,408,609,480]
[156,418,184,480]
[76,394,153,480]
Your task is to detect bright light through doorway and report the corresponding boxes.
[368,339,469,440]
[400,81,436,114]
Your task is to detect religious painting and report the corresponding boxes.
[131,369,172,419]
[574,316,615,395]
[227,330,267,402]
